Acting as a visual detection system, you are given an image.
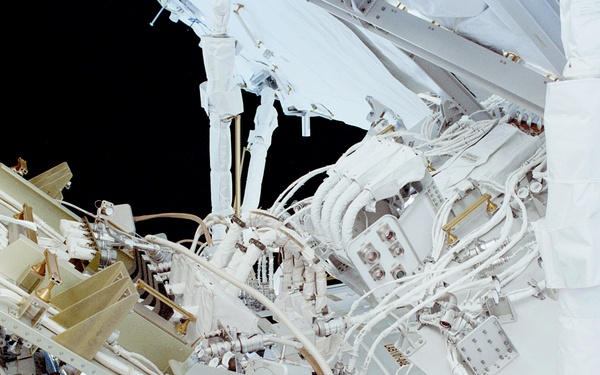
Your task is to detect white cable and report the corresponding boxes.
[418,119,497,158]
[265,334,304,349]
[507,280,547,303]
[189,222,205,254]
[0,214,38,231]
[224,239,263,296]
[330,268,450,363]
[358,188,529,373]
[144,234,333,375]
[0,193,64,241]
[445,240,537,297]
[0,289,24,305]
[344,164,530,371]
[108,345,163,375]
[320,178,352,242]
[430,191,460,260]
[329,182,362,250]
[280,197,312,220]
[58,200,97,219]
[129,352,164,375]
[270,165,332,216]
[309,173,340,238]
[94,351,147,375]
[209,220,243,269]
[340,190,372,248]
[281,201,311,227]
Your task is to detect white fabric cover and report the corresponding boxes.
[242,87,278,211]
[560,0,600,79]
[200,36,243,220]
[201,36,244,117]
[556,286,600,375]
[536,3,600,372]
[191,0,432,129]
[210,0,231,35]
[535,78,600,289]
[170,253,260,341]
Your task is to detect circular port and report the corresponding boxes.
[389,242,404,257]
[369,265,386,281]
[359,245,381,264]
[391,265,406,280]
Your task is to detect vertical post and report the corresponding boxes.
[235,115,242,216]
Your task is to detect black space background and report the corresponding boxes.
[2,1,367,241]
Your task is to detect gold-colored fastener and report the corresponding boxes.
[427,160,436,172]
[503,51,521,63]
[442,193,498,245]
[31,259,47,277]
[34,249,62,302]
[35,282,57,303]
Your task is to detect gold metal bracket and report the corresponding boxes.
[10,157,28,176]
[135,279,196,335]
[14,203,38,243]
[18,255,46,293]
[17,250,62,325]
[28,162,73,200]
[35,249,62,302]
[49,261,138,360]
[442,193,498,245]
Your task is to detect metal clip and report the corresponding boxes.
[527,279,545,300]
